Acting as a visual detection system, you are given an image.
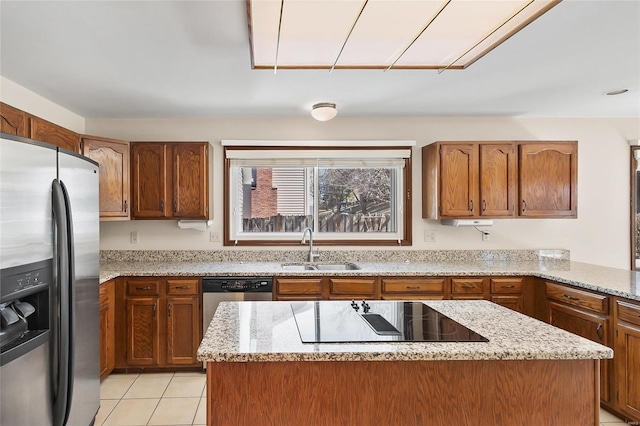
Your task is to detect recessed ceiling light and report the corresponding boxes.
[605,89,629,96]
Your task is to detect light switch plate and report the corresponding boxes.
[130,231,139,244]
[424,230,436,242]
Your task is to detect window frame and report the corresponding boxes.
[223,145,413,247]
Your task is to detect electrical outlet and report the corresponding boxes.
[130,231,139,244]
[482,232,490,242]
[424,230,436,242]
[209,231,221,242]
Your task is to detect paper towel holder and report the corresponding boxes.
[177,220,213,231]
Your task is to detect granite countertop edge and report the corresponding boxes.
[99,259,640,301]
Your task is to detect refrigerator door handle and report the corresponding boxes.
[52,179,75,426]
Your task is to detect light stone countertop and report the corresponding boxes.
[196,300,614,363]
[100,258,640,301]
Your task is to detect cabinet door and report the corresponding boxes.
[166,296,201,365]
[548,301,610,403]
[439,144,478,217]
[172,143,209,219]
[81,136,130,220]
[126,297,160,366]
[0,102,28,137]
[616,322,640,420]
[479,143,516,217]
[29,116,79,152]
[491,295,524,313]
[519,142,577,217]
[131,143,169,218]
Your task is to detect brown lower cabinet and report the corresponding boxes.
[615,299,640,420]
[99,279,116,380]
[115,276,202,371]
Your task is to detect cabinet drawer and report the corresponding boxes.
[329,278,376,296]
[276,278,323,295]
[617,299,640,326]
[490,277,523,294]
[381,278,446,294]
[545,282,608,314]
[126,279,161,296]
[451,278,485,294]
[167,279,199,295]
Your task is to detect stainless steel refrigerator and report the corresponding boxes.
[0,133,100,425]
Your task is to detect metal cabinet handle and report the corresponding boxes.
[124,200,128,213]
[136,286,151,291]
[522,200,527,212]
[173,200,177,213]
[160,200,164,211]
[405,286,421,290]
[153,302,157,317]
[175,285,190,290]
[563,294,580,301]
[482,200,487,212]
[501,285,515,289]
[461,285,476,289]
[469,200,474,212]
[596,324,603,341]
[168,303,172,317]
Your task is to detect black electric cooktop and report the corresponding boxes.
[290,301,488,343]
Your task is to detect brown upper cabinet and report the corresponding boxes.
[518,142,577,217]
[0,102,29,137]
[131,142,209,220]
[422,141,576,219]
[1,102,80,152]
[81,136,131,220]
[29,116,80,152]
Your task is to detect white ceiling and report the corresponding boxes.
[1,0,638,119]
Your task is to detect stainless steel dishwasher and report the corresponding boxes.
[202,277,273,333]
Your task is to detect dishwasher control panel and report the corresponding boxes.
[202,277,273,293]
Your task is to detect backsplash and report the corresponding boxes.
[100,249,569,263]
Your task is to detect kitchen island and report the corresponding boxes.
[197,300,612,426]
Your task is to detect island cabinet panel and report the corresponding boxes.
[0,102,29,137]
[546,282,611,404]
[519,142,577,217]
[81,136,130,220]
[380,277,448,300]
[99,279,116,380]
[131,142,209,220]
[206,359,599,426]
[29,116,79,152]
[116,277,202,371]
[615,299,640,421]
[327,277,377,299]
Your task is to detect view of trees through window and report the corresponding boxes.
[237,166,397,235]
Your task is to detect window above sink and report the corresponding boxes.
[223,141,414,247]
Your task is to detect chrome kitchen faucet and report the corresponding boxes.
[301,227,320,263]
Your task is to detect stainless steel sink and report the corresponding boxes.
[314,263,360,271]
[281,264,316,271]
[280,263,360,271]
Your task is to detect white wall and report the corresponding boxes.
[0,76,85,133]
[87,116,640,270]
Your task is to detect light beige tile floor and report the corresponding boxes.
[97,372,206,426]
[98,372,630,426]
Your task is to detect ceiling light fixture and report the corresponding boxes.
[605,88,629,96]
[311,102,337,121]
